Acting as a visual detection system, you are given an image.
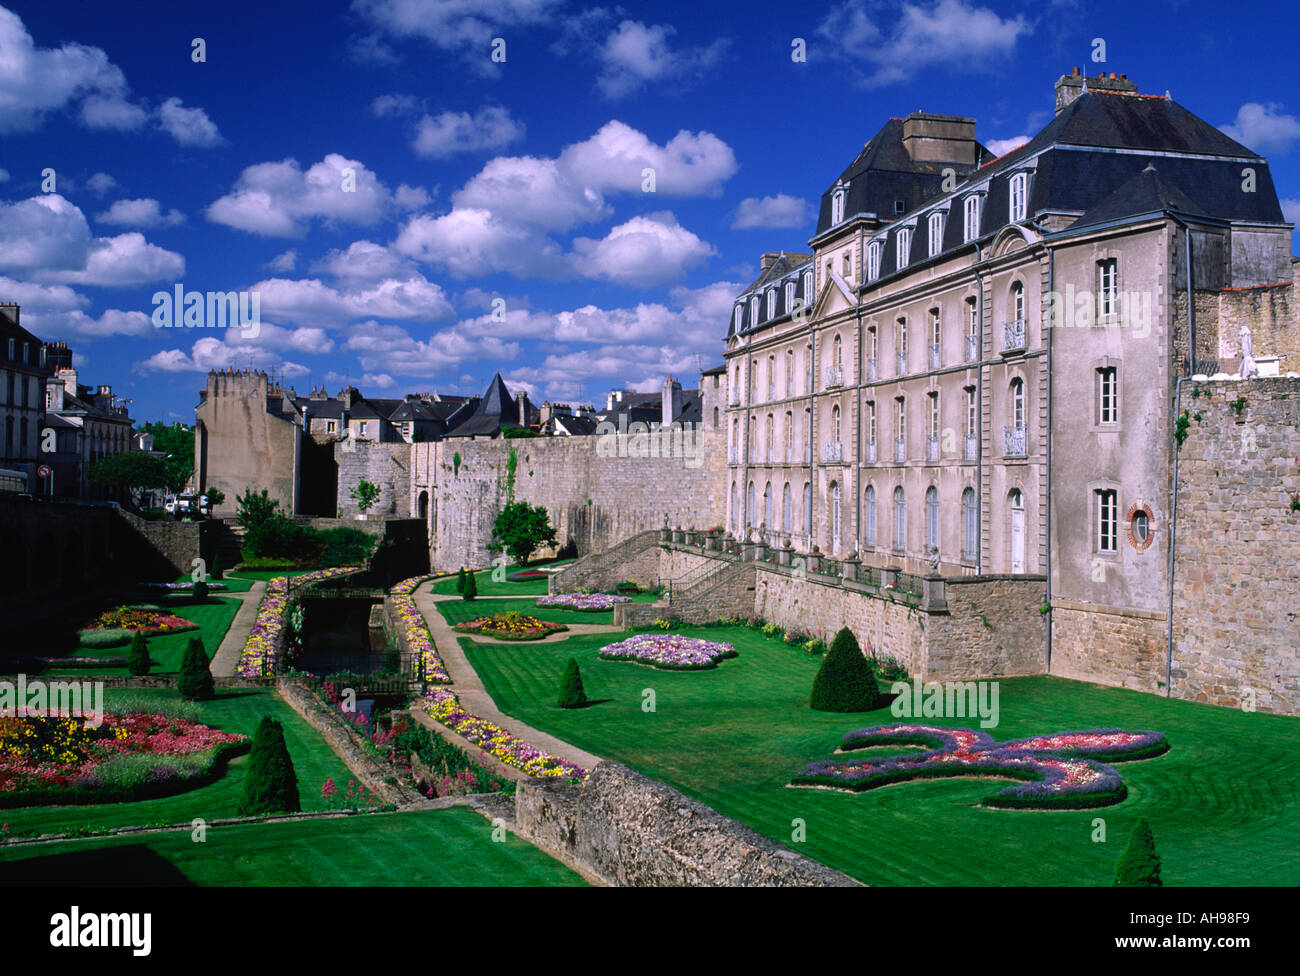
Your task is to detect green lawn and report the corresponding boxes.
[437,594,657,628]
[429,559,576,597]
[53,597,241,676]
[0,688,354,837]
[458,624,1300,886]
[0,806,586,886]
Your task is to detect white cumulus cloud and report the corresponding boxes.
[1221,103,1300,155]
[732,194,812,229]
[596,20,728,99]
[412,106,524,158]
[97,198,186,228]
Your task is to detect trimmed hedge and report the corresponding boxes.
[557,658,587,709]
[809,627,879,712]
[236,717,300,816]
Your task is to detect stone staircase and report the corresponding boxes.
[209,518,245,570]
[616,560,756,627]
[549,529,661,593]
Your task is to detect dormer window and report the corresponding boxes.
[803,270,814,301]
[831,188,846,225]
[867,240,883,280]
[928,212,945,257]
[894,200,906,214]
[751,296,760,323]
[734,305,743,331]
[896,227,913,269]
[964,194,982,242]
[785,280,796,310]
[1009,173,1028,223]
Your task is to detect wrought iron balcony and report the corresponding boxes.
[824,365,844,388]
[1003,319,1026,353]
[1003,425,1027,458]
[823,442,844,463]
[927,436,940,462]
[895,437,906,463]
[964,433,977,461]
[965,334,978,362]
[864,440,876,463]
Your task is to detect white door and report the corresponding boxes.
[1009,490,1025,573]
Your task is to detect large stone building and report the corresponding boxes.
[0,303,52,493]
[42,342,136,500]
[723,69,1295,683]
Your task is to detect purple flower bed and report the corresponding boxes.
[792,725,1169,809]
[536,592,631,612]
[598,634,738,671]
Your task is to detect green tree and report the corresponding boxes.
[192,579,209,602]
[491,501,557,566]
[235,487,283,530]
[809,627,879,712]
[557,657,587,709]
[177,637,215,701]
[1113,817,1162,886]
[456,567,467,593]
[204,486,225,509]
[209,552,223,581]
[237,717,300,816]
[126,631,151,676]
[138,421,194,494]
[88,453,170,508]
[349,479,381,514]
[463,571,477,601]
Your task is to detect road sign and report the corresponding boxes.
[37,464,51,479]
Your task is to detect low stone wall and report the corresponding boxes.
[1050,601,1167,693]
[274,678,428,807]
[928,575,1047,679]
[114,509,210,579]
[513,761,860,887]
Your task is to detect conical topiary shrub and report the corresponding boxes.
[809,627,878,712]
[177,636,215,701]
[209,553,223,581]
[456,568,466,593]
[557,657,587,709]
[463,571,477,601]
[127,631,152,676]
[237,716,300,816]
[1113,817,1162,886]
[193,579,209,603]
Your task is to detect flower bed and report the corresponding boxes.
[0,712,248,807]
[536,592,631,612]
[389,575,451,684]
[790,725,1169,809]
[598,634,738,671]
[82,606,198,637]
[506,569,548,582]
[453,611,568,641]
[237,567,358,677]
[418,688,585,781]
[137,581,229,591]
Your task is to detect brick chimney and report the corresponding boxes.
[1055,67,1138,114]
[760,251,783,273]
[662,375,683,427]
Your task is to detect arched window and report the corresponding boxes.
[867,240,882,280]
[830,481,841,553]
[767,288,777,320]
[864,484,877,547]
[764,481,773,528]
[785,350,793,396]
[893,486,906,551]
[832,334,842,366]
[785,280,795,311]
[747,481,755,529]
[962,487,978,560]
[832,188,845,225]
[926,485,940,555]
[767,355,775,399]
[803,270,814,303]
[712,406,719,426]
[897,227,913,269]
[765,414,774,463]
[803,482,812,539]
[1011,280,1024,324]
[1010,172,1028,223]
[928,211,945,257]
[1010,377,1025,429]
[733,305,743,331]
[831,405,841,445]
[784,411,793,463]
[751,296,760,322]
[1009,488,1026,572]
[782,482,792,531]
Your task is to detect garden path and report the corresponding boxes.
[210,580,267,675]
[413,587,603,772]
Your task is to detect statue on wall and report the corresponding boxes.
[1240,324,1257,379]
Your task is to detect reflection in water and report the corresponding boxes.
[301,598,383,674]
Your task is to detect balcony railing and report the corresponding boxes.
[964,433,977,461]
[965,334,978,362]
[928,344,941,370]
[864,440,876,463]
[823,442,843,462]
[1003,425,1027,458]
[824,365,844,388]
[927,436,940,462]
[896,351,907,375]
[895,437,906,463]
[1003,319,1026,353]
[866,358,877,382]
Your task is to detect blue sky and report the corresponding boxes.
[1,0,1297,424]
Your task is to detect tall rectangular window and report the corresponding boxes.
[1098,259,1119,318]
[1096,489,1118,553]
[867,241,882,280]
[1009,173,1027,223]
[1097,367,1118,424]
[928,212,945,257]
[965,386,976,435]
[964,194,981,242]
[897,227,913,269]
[929,391,940,439]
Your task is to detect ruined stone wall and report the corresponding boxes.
[421,430,726,572]
[1168,377,1300,715]
[336,441,412,518]
[513,761,860,887]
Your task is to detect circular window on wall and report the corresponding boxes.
[1126,502,1155,552]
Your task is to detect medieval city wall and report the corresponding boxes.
[420,430,727,572]
[1169,377,1300,715]
[335,441,412,519]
